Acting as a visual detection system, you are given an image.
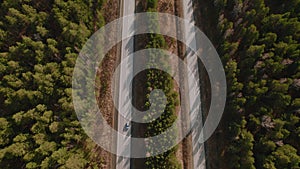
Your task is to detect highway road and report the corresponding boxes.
[182,0,207,168]
[115,0,206,168]
[116,0,135,168]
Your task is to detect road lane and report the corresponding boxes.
[116,0,206,168]
[116,0,135,168]
[182,0,207,168]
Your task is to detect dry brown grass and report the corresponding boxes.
[92,0,120,168]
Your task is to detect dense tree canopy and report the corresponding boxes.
[0,0,105,168]
[201,0,300,168]
[0,0,299,168]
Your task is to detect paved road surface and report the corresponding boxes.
[115,0,206,168]
[182,0,207,168]
[116,0,135,169]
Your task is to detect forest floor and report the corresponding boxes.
[95,0,120,168]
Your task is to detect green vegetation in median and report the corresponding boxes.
[143,2,181,168]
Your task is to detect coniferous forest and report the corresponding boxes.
[0,0,299,169]
[200,0,300,168]
[0,0,106,168]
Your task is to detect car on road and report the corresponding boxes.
[123,122,130,131]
